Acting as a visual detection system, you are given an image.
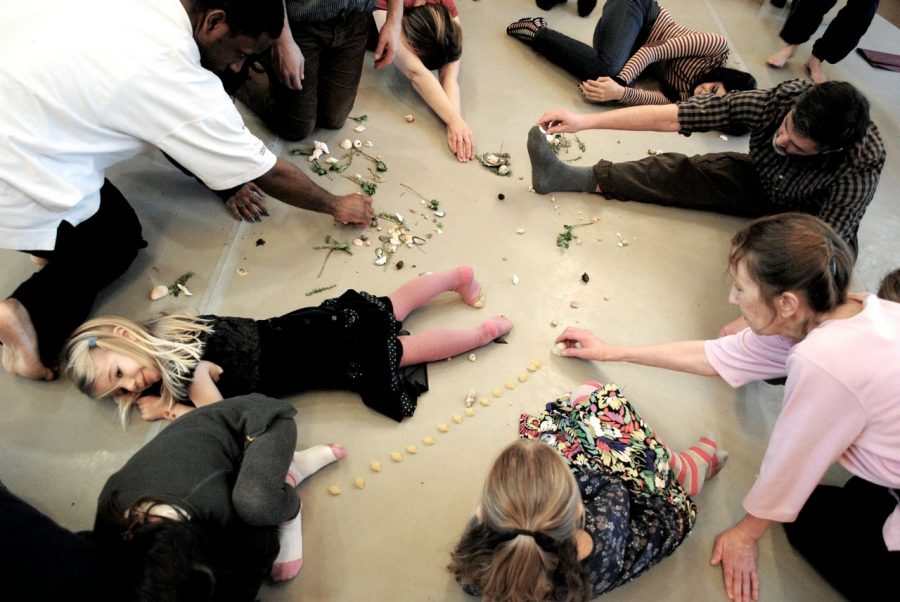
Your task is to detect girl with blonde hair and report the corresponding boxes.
[450,381,727,600]
[64,266,511,425]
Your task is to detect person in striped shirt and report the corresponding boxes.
[507,0,756,106]
[527,80,883,255]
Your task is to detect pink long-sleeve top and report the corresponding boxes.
[617,7,729,105]
[704,293,900,550]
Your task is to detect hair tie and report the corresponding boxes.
[87,336,98,349]
[498,528,557,551]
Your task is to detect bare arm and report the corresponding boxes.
[538,104,681,134]
[554,326,718,376]
[188,360,226,406]
[270,2,304,90]
[254,158,374,225]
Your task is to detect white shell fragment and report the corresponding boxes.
[404,114,415,122]
[374,248,387,266]
[550,319,559,327]
[149,285,170,301]
[327,485,342,496]
[353,238,364,247]
[516,228,526,234]
[314,140,330,154]
[370,460,383,472]
[465,389,477,408]
[353,477,366,489]
[309,148,324,161]
[468,353,477,362]
[340,139,352,150]
[647,148,662,155]
[433,210,446,218]
[325,157,339,164]
[719,134,729,141]
[176,283,193,297]
[512,274,520,285]
[552,342,567,355]
[353,125,366,132]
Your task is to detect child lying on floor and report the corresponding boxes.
[64,266,511,424]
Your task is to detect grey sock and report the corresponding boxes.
[527,126,597,194]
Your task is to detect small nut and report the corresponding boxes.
[518,373,528,383]
[370,460,383,472]
[527,362,538,372]
[550,319,559,327]
[492,387,503,398]
[437,423,450,433]
[464,407,476,417]
[327,485,342,496]
[423,435,436,445]
[390,452,403,462]
[452,414,463,424]
[505,380,516,390]
[405,445,418,454]
[353,477,366,489]
[479,397,491,407]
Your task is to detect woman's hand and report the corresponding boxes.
[447,119,476,162]
[554,327,619,361]
[579,77,625,103]
[272,35,304,90]
[710,518,769,602]
[537,110,589,134]
[225,183,269,222]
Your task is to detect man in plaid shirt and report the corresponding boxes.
[528,79,883,253]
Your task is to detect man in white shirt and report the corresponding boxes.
[0,0,375,380]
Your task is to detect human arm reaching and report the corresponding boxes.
[537,104,680,134]
[554,326,718,376]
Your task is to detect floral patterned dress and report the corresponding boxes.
[519,381,697,597]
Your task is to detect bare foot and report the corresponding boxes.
[0,298,54,380]
[766,45,797,68]
[30,254,49,266]
[805,56,827,84]
[718,315,749,338]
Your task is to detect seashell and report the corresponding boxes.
[353,477,366,489]
[327,485,342,496]
[719,134,729,141]
[570,301,580,308]
[437,423,449,433]
[390,452,403,462]
[353,139,362,149]
[374,248,387,266]
[364,140,374,147]
[353,238,364,246]
[423,436,435,445]
[433,210,445,218]
[149,285,170,300]
[370,460,383,472]
[484,153,499,166]
[498,165,510,175]
[452,414,463,424]
[411,236,426,245]
[512,274,519,285]
[404,114,415,122]
[340,139,352,150]
[395,212,404,223]
[550,319,559,327]
[552,342,567,356]
[309,149,323,161]
[465,389,476,407]
[464,407,476,417]
[353,125,366,132]
[325,157,339,164]
[516,228,525,234]
[468,353,476,362]
[236,267,248,276]
[313,140,329,154]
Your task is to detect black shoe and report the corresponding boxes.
[536,0,566,11]
[577,0,597,16]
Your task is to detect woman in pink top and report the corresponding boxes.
[554,213,900,602]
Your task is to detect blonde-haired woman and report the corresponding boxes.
[449,381,727,601]
[373,0,474,162]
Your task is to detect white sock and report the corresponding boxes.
[271,508,303,581]
[287,443,346,486]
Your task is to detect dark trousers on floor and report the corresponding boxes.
[238,12,370,141]
[780,0,880,63]
[10,180,146,366]
[783,477,900,601]
[593,152,780,217]
[531,0,660,81]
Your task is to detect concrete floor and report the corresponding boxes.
[1,1,898,600]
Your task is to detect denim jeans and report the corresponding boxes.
[531,0,661,80]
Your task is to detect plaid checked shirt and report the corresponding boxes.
[677,79,885,246]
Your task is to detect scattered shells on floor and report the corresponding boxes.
[552,342,567,355]
[550,319,559,327]
[404,114,415,122]
[516,228,526,234]
[492,387,503,398]
[518,373,528,382]
[468,353,477,362]
[719,134,729,141]
[423,435,436,445]
[327,485,342,496]
[527,362,538,372]
[176,283,193,296]
[370,460,383,472]
[340,139,352,150]
[437,423,450,433]
[478,397,491,407]
[505,380,516,390]
[464,407,476,417]
[353,477,366,489]
[512,274,519,285]
[581,273,590,283]
[570,301,580,308]
[149,285,170,300]
[405,444,418,454]
[390,452,403,462]
[236,267,248,276]
[353,125,366,132]
[465,389,476,407]
[452,414,463,424]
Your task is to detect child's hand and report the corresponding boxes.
[189,361,225,406]
[136,395,168,421]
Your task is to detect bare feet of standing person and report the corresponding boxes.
[766,44,797,68]
[805,56,827,83]
[0,298,55,380]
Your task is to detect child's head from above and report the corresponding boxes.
[448,439,590,602]
[64,314,210,426]
[402,3,462,71]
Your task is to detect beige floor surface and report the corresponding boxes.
[1,0,898,600]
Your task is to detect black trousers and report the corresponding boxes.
[780,0,880,63]
[10,179,146,366]
[783,477,900,601]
